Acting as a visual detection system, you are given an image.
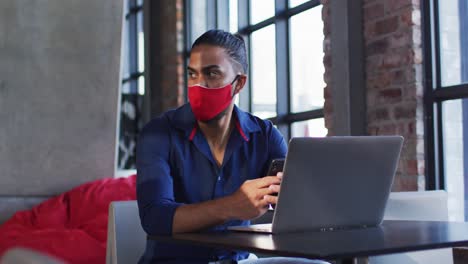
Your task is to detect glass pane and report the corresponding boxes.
[123,0,130,15]
[137,11,145,73]
[138,76,145,95]
[121,81,131,94]
[122,80,138,94]
[441,99,468,221]
[290,6,325,113]
[230,0,238,32]
[250,0,275,25]
[122,19,130,79]
[118,93,139,169]
[291,118,327,137]
[289,0,310,8]
[251,25,276,119]
[234,93,240,106]
[190,0,207,43]
[127,0,135,9]
[438,0,468,87]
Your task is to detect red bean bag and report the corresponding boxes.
[0,175,136,264]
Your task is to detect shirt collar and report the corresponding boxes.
[171,103,261,141]
[232,105,261,141]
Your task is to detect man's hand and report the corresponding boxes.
[225,174,282,220]
[172,173,283,233]
[264,172,283,205]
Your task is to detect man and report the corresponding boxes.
[137,30,325,264]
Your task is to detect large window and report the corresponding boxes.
[184,0,326,139]
[424,0,468,220]
[118,0,145,170]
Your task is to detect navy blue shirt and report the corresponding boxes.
[136,103,287,263]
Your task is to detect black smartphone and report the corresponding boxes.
[267,158,285,176]
[266,159,285,209]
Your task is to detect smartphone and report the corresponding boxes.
[267,158,285,176]
[266,159,285,209]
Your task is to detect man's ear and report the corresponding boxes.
[233,74,247,95]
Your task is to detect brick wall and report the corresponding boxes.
[323,0,424,191]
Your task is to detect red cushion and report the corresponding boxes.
[0,175,136,264]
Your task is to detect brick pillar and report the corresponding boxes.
[364,0,424,191]
[144,0,185,120]
[323,0,424,191]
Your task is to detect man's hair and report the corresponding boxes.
[192,29,248,74]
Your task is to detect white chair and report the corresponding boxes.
[106,201,146,264]
[0,247,66,264]
[370,190,452,264]
[106,201,262,263]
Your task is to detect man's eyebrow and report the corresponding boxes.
[201,65,221,72]
[187,65,221,73]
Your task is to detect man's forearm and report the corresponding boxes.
[171,176,280,234]
[172,195,234,234]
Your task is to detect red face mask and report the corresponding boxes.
[188,76,239,121]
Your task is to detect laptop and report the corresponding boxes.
[228,136,404,234]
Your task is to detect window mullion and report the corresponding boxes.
[216,0,229,31]
[128,1,139,94]
[460,0,468,84]
[422,0,437,190]
[433,0,442,89]
[238,0,251,112]
[435,102,444,190]
[274,0,290,139]
[207,0,217,29]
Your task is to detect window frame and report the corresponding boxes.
[423,0,468,190]
[117,0,145,170]
[122,0,145,90]
[184,0,325,140]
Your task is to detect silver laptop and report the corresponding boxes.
[228,136,404,234]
